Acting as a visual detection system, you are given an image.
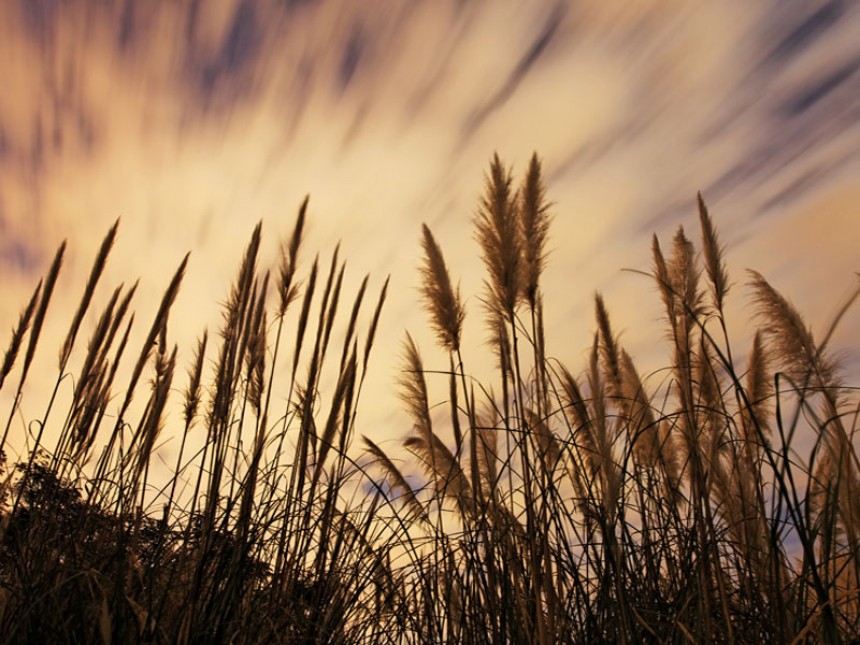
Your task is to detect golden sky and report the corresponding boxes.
[1,0,859,464]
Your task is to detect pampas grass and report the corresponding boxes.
[363,155,860,643]
[476,153,523,319]
[420,224,465,354]
[0,157,858,643]
[0,199,400,644]
[519,153,551,310]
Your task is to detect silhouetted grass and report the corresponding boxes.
[0,200,396,643]
[1,158,858,644]
[366,154,860,644]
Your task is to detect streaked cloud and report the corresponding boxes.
[1,0,858,458]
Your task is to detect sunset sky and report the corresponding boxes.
[1,0,859,463]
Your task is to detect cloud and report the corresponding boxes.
[0,0,858,462]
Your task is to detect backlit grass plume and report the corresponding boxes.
[419,224,464,353]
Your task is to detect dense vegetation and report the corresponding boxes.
[0,155,858,643]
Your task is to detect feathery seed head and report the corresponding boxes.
[697,192,730,313]
[519,152,551,308]
[595,293,623,400]
[60,222,118,370]
[748,269,835,388]
[419,224,465,353]
[279,196,308,315]
[475,154,523,317]
[0,281,41,392]
[398,332,432,440]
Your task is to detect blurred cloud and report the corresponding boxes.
[0,0,858,458]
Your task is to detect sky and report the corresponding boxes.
[1,0,859,465]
